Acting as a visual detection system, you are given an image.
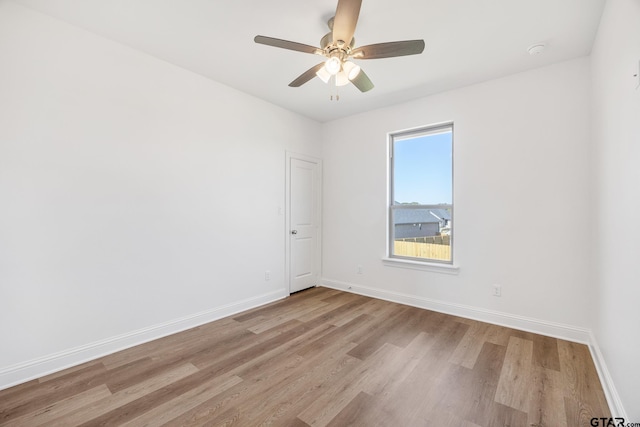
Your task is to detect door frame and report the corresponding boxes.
[285,151,322,295]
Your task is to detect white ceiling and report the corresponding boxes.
[13,0,605,122]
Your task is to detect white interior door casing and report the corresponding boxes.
[286,153,321,293]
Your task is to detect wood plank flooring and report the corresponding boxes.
[0,287,610,426]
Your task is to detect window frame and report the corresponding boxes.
[388,122,454,265]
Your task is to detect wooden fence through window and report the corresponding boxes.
[394,239,451,261]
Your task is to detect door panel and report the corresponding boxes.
[293,236,313,279]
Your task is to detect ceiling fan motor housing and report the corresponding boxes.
[321,24,355,55]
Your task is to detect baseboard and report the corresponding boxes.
[588,332,628,419]
[0,288,287,391]
[321,278,591,344]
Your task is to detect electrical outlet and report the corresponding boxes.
[493,284,502,297]
[357,265,363,274]
[265,271,271,281]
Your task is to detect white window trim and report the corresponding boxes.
[381,257,459,274]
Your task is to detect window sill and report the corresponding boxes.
[382,257,460,275]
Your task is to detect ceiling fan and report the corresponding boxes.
[254,0,425,94]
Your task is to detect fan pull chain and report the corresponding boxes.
[329,75,340,101]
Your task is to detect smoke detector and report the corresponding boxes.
[527,44,546,55]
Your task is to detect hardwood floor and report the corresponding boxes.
[0,287,610,426]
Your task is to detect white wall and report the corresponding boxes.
[0,1,321,387]
[590,0,640,419]
[322,57,593,331]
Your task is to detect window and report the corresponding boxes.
[389,123,453,264]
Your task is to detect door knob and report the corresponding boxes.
[291,230,298,235]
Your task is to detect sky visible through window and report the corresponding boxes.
[393,131,452,205]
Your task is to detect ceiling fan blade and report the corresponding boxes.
[351,69,374,92]
[332,0,362,47]
[289,63,326,87]
[254,35,322,55]
[352,40,425,59]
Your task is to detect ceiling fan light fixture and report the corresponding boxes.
[343,61,361,80]
[316,66,331,83]
[324,57,342,75]
[335,70,350,86]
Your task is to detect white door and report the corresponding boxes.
[287,154,321,293]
